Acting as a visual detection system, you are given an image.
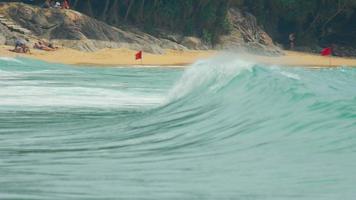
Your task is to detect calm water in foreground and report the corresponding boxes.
[0,56,355,199]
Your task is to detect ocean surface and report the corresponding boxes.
[0,56,355,200]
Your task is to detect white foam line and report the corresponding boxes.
[0,57,23,63]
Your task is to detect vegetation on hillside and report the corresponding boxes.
[4,0,356,48]
[66,0,231,45]
[69,0,356,48]
[241,0,356,47]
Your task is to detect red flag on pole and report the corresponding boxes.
[321,47,332,56]
[135,51,142,60]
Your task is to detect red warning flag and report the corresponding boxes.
[135,51,142,60]
[321,47,332,56]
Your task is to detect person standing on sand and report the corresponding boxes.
[42,0,51,8]
[62,0,70,9]
[289,33,295,50]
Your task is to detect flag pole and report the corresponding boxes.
[321,47,332,67]
[329,48,332,67]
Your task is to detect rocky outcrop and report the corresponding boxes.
[0,3,281,55]
[0,23,9,44]
[217,8,282,55]
[181,37,208,50]
[0,3,188,53]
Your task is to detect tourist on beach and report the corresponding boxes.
[62,0,70,9]
[12,38,30,54]
[42,0,51,8]
[54,1,61,9]
[289,33,295,50]
[14,38,26,49]
[34,40,57,51]
[42,40,58,50]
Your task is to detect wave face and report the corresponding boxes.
[0,56,355,199]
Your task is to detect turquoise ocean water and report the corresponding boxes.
[0,55,355,199]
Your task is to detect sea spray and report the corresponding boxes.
[166,54,254,103]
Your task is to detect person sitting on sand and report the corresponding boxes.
[34,41,53,51]
[14,38,26,49]
[54,1,61,8]
[11,44,30,53]
[11,38,30,54]
[41,40,59,50]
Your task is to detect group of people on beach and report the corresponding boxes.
[42,0,70,9]
[34,40,58,51]
[11,38,58,54]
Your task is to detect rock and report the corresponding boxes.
[180,37,208,50]
[217,30,244,50]
[155,29,183,43]
[165,34,182,43]
[217,8,283,55]
[0,3,188,53]
[0,22,17,45]
[259,31,274,46]
[159,39,187,51]
[0,24,8,45]
[0,2,284,55]
[0,33,5,45]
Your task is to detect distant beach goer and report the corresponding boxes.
[34,40,57,51]
[289,33,296,50]
[11,38,30,54]
[42,0,51,8]
[54,1,61,8]
[14,38,26,49]
[62,0,70,9]
[43,40,58,50]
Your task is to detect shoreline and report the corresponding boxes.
[1,45,356,68]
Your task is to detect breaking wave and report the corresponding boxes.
[0,56,355,199]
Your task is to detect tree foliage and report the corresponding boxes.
[10,0,356,47]
[65,0,231,45]
[239,0,356,46]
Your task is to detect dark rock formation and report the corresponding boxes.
[0,3,282,55]
[218,8,282,55]
[0,23,10,43]
[181,37,208,50]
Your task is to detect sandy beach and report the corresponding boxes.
[1,45,356,67]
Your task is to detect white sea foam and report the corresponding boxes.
[0,70,25,80]
[0,86,164,109]
[280,71,301,80]
[270,65,301,80]
[166,54,254,102]
[0,57,23,63]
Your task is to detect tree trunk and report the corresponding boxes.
[140,0,145,21]
[71,0,79,9]
[321,2,346,37]
[108,0,120,25]
[125,0,135,22]
[101,0,111,21]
